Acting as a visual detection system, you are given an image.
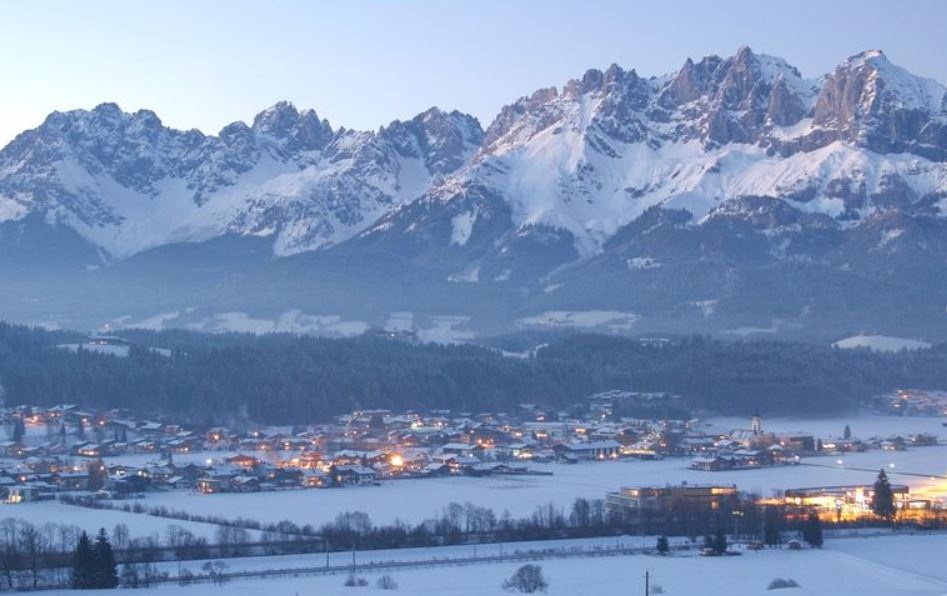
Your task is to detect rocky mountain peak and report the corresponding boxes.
[218,120,254,142]
[660,54,724,107]
[251,101,334,152]
[414,106,483,141]
[378,107,483,176]
[650,48,813,146]
[848,48,889,69]
[2,47,947,272]
[482,87,562,150]
[813,50,947,159]
[251,101,300,133]
[90,102,125,123]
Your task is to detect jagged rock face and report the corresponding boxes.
[652,47,817,146]
[1,104,208,209]
[766,77,808,127]
[3,47,947,340]
[0,102,483,257]
[381,108,484,175]
[5,46,944,265]
[810,50,947,159]
[390,47,946,269]
[251,101,334,153]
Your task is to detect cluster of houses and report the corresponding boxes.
[0,397,674,501]
[874,389,947,417]
[689,415,940,472]
[1,444,538,503]
[0,398,942,504]
[0,404,205,461]
[0,393,710,501]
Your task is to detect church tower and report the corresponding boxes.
[751,412,762,436]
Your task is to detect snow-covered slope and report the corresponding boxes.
[833,334,933,352]
[384,47,947,260]
[0,102,483,258]
[3,47,947,340]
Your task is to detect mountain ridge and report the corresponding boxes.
[2,47,946,340]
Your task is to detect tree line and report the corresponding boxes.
[1,322,945,423]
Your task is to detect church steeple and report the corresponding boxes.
[751,412,762,436]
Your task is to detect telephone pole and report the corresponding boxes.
[645,570,650,596]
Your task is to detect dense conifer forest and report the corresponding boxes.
[0,323,944,424]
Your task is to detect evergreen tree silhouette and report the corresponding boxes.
[871,469,896,522]
[92,528,118,588]
[802,512,823,547]
[656,535,670,555]
[763,507,783,546]
[88,459,108,492]
[713,527,727,554]
[71,532,95,589]
[11,417,24,443]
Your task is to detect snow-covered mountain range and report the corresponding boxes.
[0,101,482,258]
[2,48,947,340]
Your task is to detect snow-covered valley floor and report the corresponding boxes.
[4,415,944,541]
[1,415,946,593]
[34,533,947,596]
[116,444,947,529]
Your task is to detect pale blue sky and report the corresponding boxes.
[2,0,946,147]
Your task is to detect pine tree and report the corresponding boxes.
[71,532,95,589]
[763,508,782,546]
[88,459,108,492]
[656,535,670,555]
[802,513,823,548]
[871,469,896,522]
[713,527,727,555]
[92,528,118,589]
[843,425,851,440]
[11,417,24,443]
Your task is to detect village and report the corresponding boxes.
[0,390,942,592]
[0,388,943,527]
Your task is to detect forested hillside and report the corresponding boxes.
[0,323,944,424]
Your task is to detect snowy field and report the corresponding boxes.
[123,446,947,529]
[832,334,933,352]
[516,310,641,332]
[0,499,253,541]
[34,533,947,596]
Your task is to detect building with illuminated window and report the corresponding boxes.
[606,483,738,518]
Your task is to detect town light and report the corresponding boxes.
[390,454,404,468]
